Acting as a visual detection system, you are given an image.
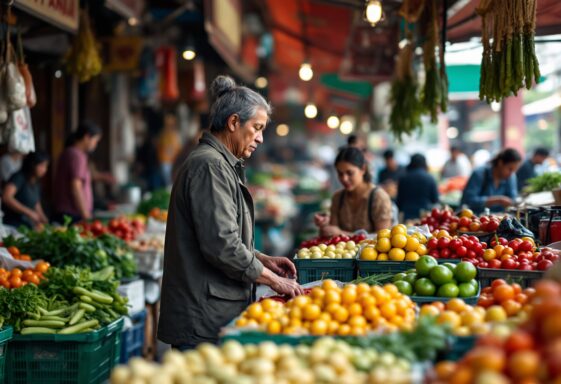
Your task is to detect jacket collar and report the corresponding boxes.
[200,131,247,183]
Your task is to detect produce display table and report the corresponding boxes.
[0,326,13,383]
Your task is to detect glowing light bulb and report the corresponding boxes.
[299,63,313,81]
[276,124,289,137]
[304,103,318,119]
[327,115,340,129]
[182,49,196,61]
[365,0,383,26]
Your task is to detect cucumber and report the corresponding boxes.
[22,320,65,328]
[58,319,99,335]
[69,309,85,326]
[21,327,57,335]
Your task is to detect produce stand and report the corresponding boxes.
[6,318,124,384]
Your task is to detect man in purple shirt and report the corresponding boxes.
[53,121,102,223]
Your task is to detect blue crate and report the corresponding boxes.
[120,309,146,363]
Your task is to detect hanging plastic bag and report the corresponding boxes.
[8,107,35,154]
[6,64,27,111]
[156,46,179,102]
[17,32,36,108]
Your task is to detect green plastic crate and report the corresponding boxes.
[6,318,124,384]
[294,259,356,284]
[221,331,317,346]
[478,268,544,289]
[410,283,481,306]
[357,259,461,278]
[0,326,13,383]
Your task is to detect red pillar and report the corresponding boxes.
[500,92,525,152]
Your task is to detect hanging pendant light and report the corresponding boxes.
[365,0,383,26]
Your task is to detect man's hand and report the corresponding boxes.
[314,213,330,227]
[320,225,341,237]
[270,276,304,298]
[259,255,297,278]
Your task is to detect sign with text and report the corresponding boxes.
[15,0,79,32]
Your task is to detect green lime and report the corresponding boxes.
[437,283,459,298]
[414,278,436,296]
[429,265,454,286]
[415,256,438,277]
[394,281,413,296]
[454,262,477,283]
[392,273,407,282]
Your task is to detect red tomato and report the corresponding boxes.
[427,238,438,250]
[518,241,534,252]
[501,259,517,269]
[538,259,554,271]
[488,259,502,269]
[440,248,452,258]
[458,217,471,228]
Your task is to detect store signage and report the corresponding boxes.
[15,0,79,32]
[105,0,144,19]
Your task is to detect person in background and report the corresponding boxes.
[2,151,49,229]
[516,147,550,192]
[378,149,404,200]
[347,134,366,150]
[157,113,182,186]
[158,75,302,350]
[441,146,472,179]
[52,121,102,223]
[0,150,23,183]
[461,148,522,214]
[397,154,439,221]
[315,147,393,235]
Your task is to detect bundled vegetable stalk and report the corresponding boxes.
[524,172,561,194]
[64,11,102,82]
[389,36,424,141]
[421,0,449,123]
[477,0,540,103]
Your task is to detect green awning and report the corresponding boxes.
[446,64,480,95]
[320,73,373,99]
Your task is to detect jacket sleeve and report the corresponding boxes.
[507,174,519,199]
[461,170,487,213]
[188,162,263,283]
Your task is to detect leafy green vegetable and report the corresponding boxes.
[344,316,450,362]
[137,189,170,215]
[3,224,136,279]
[0,285,48,331]
[524,172,561,194]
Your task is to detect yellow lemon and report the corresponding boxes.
[416,244,428,256]
[389,248,406,261]
[405,236,420,252]
[377,229,391,239]
[405,251,419,261]
[377,253,388,261]
[391,234,408,249]
[376,238,391,253]
[360,246,378,261]
[391,224,407,236]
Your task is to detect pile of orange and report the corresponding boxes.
[7,246,31,261]
[432,280,561,383]
[420,292,529,337]
[235,279,417,336]
[360,224,428,262]
[477,279,533,317]
[0,261,49,289]
[149,208,168,222]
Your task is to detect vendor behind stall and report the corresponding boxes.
[516,147,549,192]
[460,148,522,214]
[396,154,439,221]
[314,146,393,235]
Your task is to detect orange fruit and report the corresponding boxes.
[434,361,457,380]
[485,305,507,322]
[364,305,381,322]
[371,286,389,305]
[310,319,328,335]
[447,298,468,314]
[417,244,428,256]
[380,302,397,319]
[383,284,400,297]
[467,346,506,372]
[246,303,264,319]
[420,304,440,317]
[322,279,339,291]
[261,299,278,312]
[405,236,420,252]
[502,299,522,317]
[437,310,462,329]
[494,285,515,302]
[303,304,321,321]
[360,247,378,261]
[10,268,22,278]
[448,366,474,384]
[341,286,357,305]
[348,315,367,328]
[267,320,282,334]
[310,287,326,301]
[461,311,484,327]
[359,293,376,307]
[35,262,50,273]
[356,283,371,295]
[7,246,19,256]
[391,234,408,249]
[8,276,22,289]
[292,295,311,308]
[324,290,341,305]
[337,324,351,336]
[332,306,349,323]
[347,303,363,317]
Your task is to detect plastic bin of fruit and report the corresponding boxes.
[409,283,481,306]
[293,259,356,284]
[477,268,544,288]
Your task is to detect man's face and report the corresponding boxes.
[230,108,268,159]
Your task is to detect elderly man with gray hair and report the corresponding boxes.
[158,75,303,350]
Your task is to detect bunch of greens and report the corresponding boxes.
[345,316,450,362]
[524,172,561,194]
[40,266,128,325]
[3,223,136,279]
[137,189,171,216]
[0,284,49,331]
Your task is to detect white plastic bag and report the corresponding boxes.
[6,62,27,111]
[8,107,35,154]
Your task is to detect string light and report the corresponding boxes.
[304,103,318,119]
[299,62,314,81]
